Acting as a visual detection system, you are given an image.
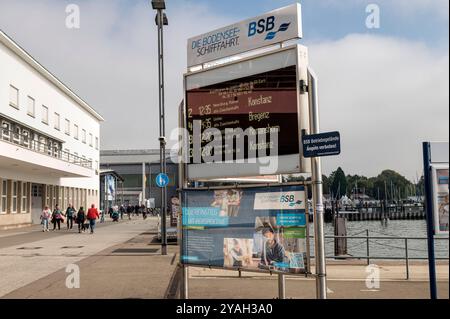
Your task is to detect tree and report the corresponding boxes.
[372,170,413,201]
[329,167,347,199]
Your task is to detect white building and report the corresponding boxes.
[0,30,104,229]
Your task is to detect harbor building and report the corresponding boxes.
[0,30,104,229]
[100,149,178,208]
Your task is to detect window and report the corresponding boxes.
[21,182,28,213]
[89,133,93,147]
[1,180,7,214]
[11,181,18,213]
[54,113,60,130]
[42,105,49,124]
[95,137,99,150]
[13,126,20,144]
[74,124,79,140]
[65,119,70,135]
[22,129,30,148]
[26,96,35,117]
[9,85,19,108]
[82,129,86,144]
[1,121,10,140]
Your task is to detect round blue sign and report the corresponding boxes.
[156,173,169,188]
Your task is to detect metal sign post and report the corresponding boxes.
[423,142,437,299]
[154,4,168,256]
[307,67,327,299]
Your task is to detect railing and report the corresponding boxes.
[308,231,449,280]
[1,128,92,169]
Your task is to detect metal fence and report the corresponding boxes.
[1,128,92,169]
[308,232,449,280]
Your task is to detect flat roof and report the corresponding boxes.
[0,30,104,122]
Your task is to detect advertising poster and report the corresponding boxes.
[432,166,449,235]
[106,175,116,201]
[181,185,307,274]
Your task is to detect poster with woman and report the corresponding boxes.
[432,166,449,235]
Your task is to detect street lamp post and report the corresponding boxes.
[152,0,168,255]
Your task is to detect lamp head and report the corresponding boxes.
[151,0,166,10]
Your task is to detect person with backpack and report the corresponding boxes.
[76,207,86,233]
[87,204,100,234]
[52,204,64,231]
[40,205,52,232]
[65,204,76,230]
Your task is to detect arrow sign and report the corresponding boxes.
[302,131,341,158]
[156,173,169,188]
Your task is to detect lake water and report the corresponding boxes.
[308,220,449,260]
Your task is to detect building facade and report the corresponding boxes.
[0,31,104,229]
[100,150,178,208]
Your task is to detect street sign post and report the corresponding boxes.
[302,131,341,158]
[156,173,170,188]
[423,141,449,299]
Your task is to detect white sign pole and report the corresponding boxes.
[308,67,327,299]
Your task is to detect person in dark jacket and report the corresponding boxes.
[126,205,133,220]
[260,227,285,266]
[76,207,86,233]
[65,204,76,230]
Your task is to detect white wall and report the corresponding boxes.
[0,36,101,192]
[0,41,100,168]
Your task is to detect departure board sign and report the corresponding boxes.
[184,46,309,180]
[186,65,298,161]
[181,185,308,274]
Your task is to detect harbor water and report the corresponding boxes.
[308,220,449,260]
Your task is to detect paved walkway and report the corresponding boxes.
[1,220,448,299]
[0,218,163,297]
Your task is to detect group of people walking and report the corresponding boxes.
[40,204,100,234]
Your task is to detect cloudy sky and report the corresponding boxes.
[0,0,448,181]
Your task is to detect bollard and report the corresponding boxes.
[366,229,370,265]
[405,238,410,280]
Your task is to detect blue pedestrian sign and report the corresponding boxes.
[302,131,341,158]
[156,173,170,188]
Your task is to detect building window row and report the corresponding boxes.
[8,84,98,150]
[0,179,30,215]
[43,185,98,212]
[0,117,93,169]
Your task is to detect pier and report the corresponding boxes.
[319,203,426,222]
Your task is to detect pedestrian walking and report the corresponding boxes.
[52,204,64,231]
[40,205,51,232]
[87,204,100,234]
[65,204,76,230]
[119,205,125,220]
[76,207,86,233]
[126,205,133,220]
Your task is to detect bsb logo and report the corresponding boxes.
[248,16,291,41]
[280,194,303,207]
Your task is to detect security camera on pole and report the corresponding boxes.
[151,0,168,255]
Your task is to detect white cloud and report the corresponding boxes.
[309,34,449,180]
[0,1,448,181]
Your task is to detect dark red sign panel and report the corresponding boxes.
[186,65,299,163]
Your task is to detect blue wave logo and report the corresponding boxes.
[265,23,291,40]
[289,200,303,207]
